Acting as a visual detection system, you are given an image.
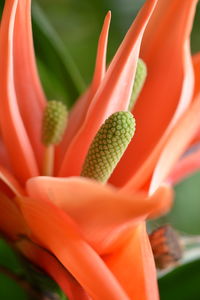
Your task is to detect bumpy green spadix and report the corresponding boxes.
[81,111,136,182]
[42,100,68,146]
[129,58,147,111]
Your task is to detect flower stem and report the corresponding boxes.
[42,146,55,176]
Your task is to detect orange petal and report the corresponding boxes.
[0,136,11,170]
[13,0,46,171]
[58,0,158,177]
[26,176,172,254]
[19,195,129,299]
[17,239,90,300]
[149,94,200,194]
[0,0,39,183]
[189,53,200,145]
[56,12,111,168]
[110,0,197,188]
[104,223,159,300]
[123,94,200,193]
[168,147,200,185]
[0,165,25,197]
[0,192,29,240]
[147,184,173,219]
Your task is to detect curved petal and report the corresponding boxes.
[147,184,173,219]
[104,223,159,300]
[0,192,29,240]
[0,0,39,183]
[149,94,200,194]
[13,0,46,171]
[58,0,158,177]
[17,239,90,300]
[0,165,25,197]
[0,136,11,170]
[110,0,197,188]
[26,176,172,254]
[123,94,200,193]
[189,52,200,144]
[56,12,111,168]
[19,195,129,300]
[168,147,200,185]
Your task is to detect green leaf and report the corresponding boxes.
[0,239,68,299]
[0,1,4,19]
[24,264,69,299]
[191,2,200,53]
[0,273,28,300]
[0,240,28,299]
[0,239,23,274]
[32,2,85,108]
[159,259,200,300]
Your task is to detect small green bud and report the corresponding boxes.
[129,58,147,111]
[81,111,136,182]
[42,100,68,146]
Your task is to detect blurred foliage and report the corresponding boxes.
[191,2,200,53]
[0,239,23,274]
[0,240,28,299]
[0,239,68,299]
[0,273,28,300]
[32,1,85,108]
[159,259,200,300]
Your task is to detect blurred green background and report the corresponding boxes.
[0,0,200,299]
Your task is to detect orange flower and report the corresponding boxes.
[0,0,200,299]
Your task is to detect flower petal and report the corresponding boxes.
[19,195,129,299]
[56,12,111,168]
[148,93,200,194]
[58,0,158,177]
[26,176,172,253]
[17,239,90,300]
[0,192,29,240]
[104,223,159,300]
[0,0,39,183]
[124,94,200,194]
[13,0,46,170]
[0,165,25,197]
[0,136,11,170]
[110,0,197,188]
[168,147,200,185]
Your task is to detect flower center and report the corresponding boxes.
[42,100,68,146]
[129,58,147,111]
[42,100,68,176]
[81,111,136,183]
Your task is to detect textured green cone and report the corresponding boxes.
[42,100,68,146]
[81,111,136,182]
[129,58,147,111]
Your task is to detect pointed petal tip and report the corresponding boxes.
[106,10,111,18]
